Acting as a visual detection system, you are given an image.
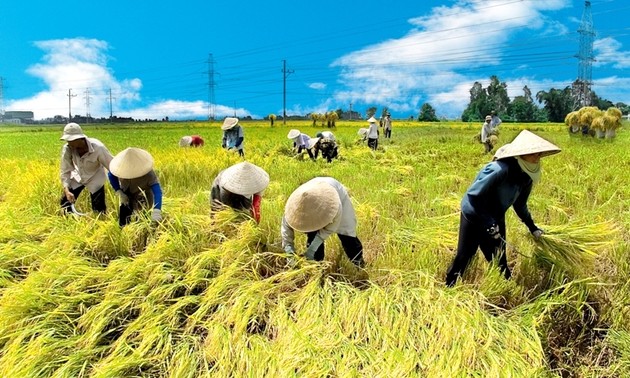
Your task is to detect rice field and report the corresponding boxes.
[0,120,628,377]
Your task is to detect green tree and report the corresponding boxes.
[418,103,438,121]
[486,75,510,116]
[536,87,574,123]
[366,107,377,118]
[508,86,538,122]
[461,81,487,122]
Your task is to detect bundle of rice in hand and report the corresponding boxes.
[532,221,619,281]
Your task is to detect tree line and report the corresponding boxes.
[418,75,629,123]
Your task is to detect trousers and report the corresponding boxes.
[60,185,106,213]
[306,232,364,266]
[445,212,510,286]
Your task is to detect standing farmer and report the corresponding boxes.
[108,147,163,227]
[59,123,118,215]
[382,112,393,139]
[210,162,270,223]
[367,116,379,150]
[445,130,561,286]
[480,115,495,154]
[281,177,365,268]
[222,117,245,157]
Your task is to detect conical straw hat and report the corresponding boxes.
[494,130,561,160]
[221,162,270,196]
[179,136,193,147]
[285,180,340,232]
[109,147,154,179]
[221,117,239,130]
[367,116,377,123]
[287,129,300,139]
[357,128,368,136]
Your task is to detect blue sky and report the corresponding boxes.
[1,0,629,120]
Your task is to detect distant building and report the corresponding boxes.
[3,111,34,124]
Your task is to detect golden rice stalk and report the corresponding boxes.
[602,114,622,131]
[605,106,622,121]
[590,116,605,131]
[564,111,579,127]
[533,221,619,281]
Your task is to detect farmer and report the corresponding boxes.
[316,130,335,141]
[480,115,495,154]
[221,117,245,157]
[210,161,270,223]
[281,177,365,268]
[367,116,379,150]
[59,122,118,215]
[312,136,339,163]
[108,147,163,227]
[287,129,315,160]
[179,135,205,147]
[357,128,368,144]
[489,110,502,132]
[382,112,393,139]
[445,130,561,286]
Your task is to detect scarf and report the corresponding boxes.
[516,157,541,185]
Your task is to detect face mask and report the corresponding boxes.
[516,156,541,185]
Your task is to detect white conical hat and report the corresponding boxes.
[284,180,340,232]
[179,136,193,147]
[221,162,270,196]
[367,116,378,123]
[494,130,561,160]
[307,137,320,149]
[221,117,239,130]
[287,129,300,139]
[109,148,154,179]
[357,128,368,136]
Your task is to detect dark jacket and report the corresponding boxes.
[460,157,537,232]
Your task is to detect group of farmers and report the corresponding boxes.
[59,114,560,286]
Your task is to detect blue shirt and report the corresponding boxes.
[460,158,536,232]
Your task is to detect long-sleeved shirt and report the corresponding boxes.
[292,133,311,149]
[383,117,392,130]
[480,121,493,143]
[110,170,162,210]
[367,123,379,139]
[60,138,114,193]
[222,126,244,151]
[281,177,357,251]
[460,158,537,232]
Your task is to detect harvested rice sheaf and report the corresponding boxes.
[533,221,619,280]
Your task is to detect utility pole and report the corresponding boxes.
[281,60,294,125]
[67,89,77,121]
[208,53,216,121]
[574,0,595,108]
[349,102,353,120]
[84,88,91,123]
[108,88,116,120]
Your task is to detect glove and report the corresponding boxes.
[305,245,317,260]
[532,229,544,239]
[116,190,129,206]
[487,224,500,239]
[151,208,162,222]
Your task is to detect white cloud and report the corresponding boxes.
[308,82,327,90]
[7,37,252,121]
[330,0,574,118]
[594,37,630,69]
